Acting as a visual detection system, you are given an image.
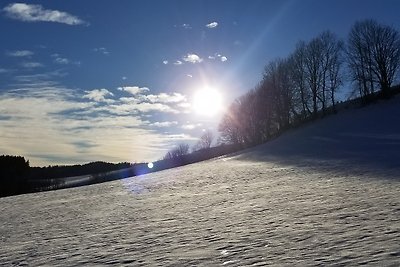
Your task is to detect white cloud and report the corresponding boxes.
[174,60,183,65]
[186,74,193,78]
[118,86,149,95]
[163,60,168,65]
[93,47,109,55]
[54,57,69,64]
[165,133,198,141]
[221,56,228,62]
[122,76,127,80]
[144,93,186,104]
[0,68,10,73]
[182,23,191,29]
[0,77,194,165]
[3,3,87,25]
[150,121,178,128]
[83,88,114,103]
[51,53,70,64]
[206,22,218,28]
[21,62,43,68]
[181,123,202,130]
[6,50,34,57]
[133,102,179,114]
[183,53,203,64]
[208,55,216,60]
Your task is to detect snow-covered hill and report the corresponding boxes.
[1,97,399,266]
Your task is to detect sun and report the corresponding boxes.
[193,88,223,116]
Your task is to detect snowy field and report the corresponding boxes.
[1,98,400,266]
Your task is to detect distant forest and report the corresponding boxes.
[2,19,400,198]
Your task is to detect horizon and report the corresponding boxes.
[1,0,400,166]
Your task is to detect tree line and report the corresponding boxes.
[0,155,131,197]
[218,19,400,146]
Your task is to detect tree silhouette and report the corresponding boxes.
[193,130,214,151]
[347,19,400,100]
[164,143,190,160]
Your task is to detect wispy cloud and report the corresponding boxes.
[174,60,183,65]
[150,121,178,128]
[208,53,228,62]
[134,102,179,114]
[183,53,203,64]
[93,47,109,55]
[83,88,114,103]
[163,60,168,65]
[118,86,149,95]
[0,68,11,73]
[51,54,70,64]
[21,62,43,68]
[206,21,218,28]
[0,78,191,165]
[3,3,87,25]
[181,123,202,130]
[175,23,191,29]
[144,93,186,103]
[6,50,34,57]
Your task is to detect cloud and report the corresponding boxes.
[3,3,87,25]
[144,93,186,104]
[6,50,34,57]
[208,53,228,62]
[0,75,196,165]
[182,23,191,29]
[54,57,69,64]
[93,47,109,55]
[21,62,43,68]
[150,121,178,128]
[83,88,114,103]
[0,68,10,73]
[122,76,127,80]
[233,40,243,46]
[173,60,183,65]
[186,74,193,78]
[118,86,149,95]
[183,53,203,64]
[206,22,218,28]
[181,123,202,130]
[163,60,168,65]
[128,102,179,114]
[165,133,198,141]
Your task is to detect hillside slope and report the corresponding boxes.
[0,98,399,266]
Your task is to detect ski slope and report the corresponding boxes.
[1,98,400,266]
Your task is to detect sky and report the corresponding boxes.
[1,0,400,166]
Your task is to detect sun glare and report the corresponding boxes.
[193,88,223,116]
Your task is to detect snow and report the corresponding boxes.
[1,97,400,266]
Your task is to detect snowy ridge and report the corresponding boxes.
[0,97,399,266]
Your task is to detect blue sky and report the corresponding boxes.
[1,0,400,166]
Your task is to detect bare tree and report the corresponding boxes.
[193,130,214,151]
[163,143,190,160]
[288,41,312,119]
[347,19,400,99]
[320,31,344,112]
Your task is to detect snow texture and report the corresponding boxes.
[1,97,400,266]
